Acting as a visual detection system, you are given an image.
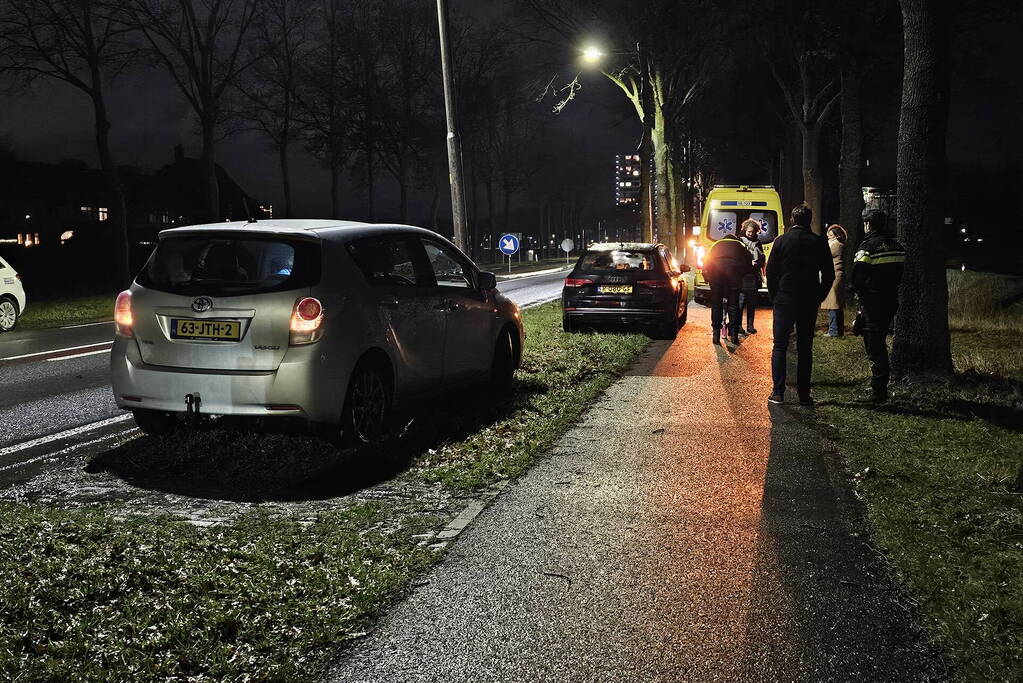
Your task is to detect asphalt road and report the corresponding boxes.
[0,270,567,451]
[328,304,943,682]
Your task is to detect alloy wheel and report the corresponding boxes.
[0,300,16,331]
[350,369,387,442]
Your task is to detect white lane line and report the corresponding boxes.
[45,349,110,362]
[61,320,113,329]
[0,341,112,362]
[0,428,138,474]
[0,414,132,457]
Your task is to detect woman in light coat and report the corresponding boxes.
[821,224,847,336]
[738,219,766,334]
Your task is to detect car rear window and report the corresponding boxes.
[578,250,656,273]
[137,234,320,295]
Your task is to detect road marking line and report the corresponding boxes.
[0,428,138,473]
[45,349,110,362]
[0,414,132,457]
[0,341,112,362]
[61,320,113,329]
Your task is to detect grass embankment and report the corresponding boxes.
[814,270,1023,681]
[18,294,113,330]
[0,302,650,681]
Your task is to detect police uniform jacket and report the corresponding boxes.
[704,233,754,288]
[851,232,905,314]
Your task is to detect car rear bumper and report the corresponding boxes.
[110,337,344,423]
[564,307,665,325]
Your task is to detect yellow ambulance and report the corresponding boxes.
[690,185,785,305]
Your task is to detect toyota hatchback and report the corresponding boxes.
[111,220,523,444]
[561,242,689,338]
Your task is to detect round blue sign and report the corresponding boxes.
[498,234,520,255]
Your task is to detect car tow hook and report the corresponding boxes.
[185,393,202,426]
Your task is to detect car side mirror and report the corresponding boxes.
[477,271,497,290]
[678,264,691,273]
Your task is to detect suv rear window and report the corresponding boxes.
[578,249,656,273]
[137,234,320,296]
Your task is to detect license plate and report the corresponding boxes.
[170,318,241,341]
[597,285,633,294]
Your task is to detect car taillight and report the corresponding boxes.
[638,279,670,289]
[114,290,133,337]
[564,278,593,288]
[289,296,324,345]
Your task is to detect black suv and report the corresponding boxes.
[562,242,690,338]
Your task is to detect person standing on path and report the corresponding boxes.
[766,203,835,406]
[739,219,766,335]
[821,224,848,337]
[851,209,905,403]
[704,228,754,345]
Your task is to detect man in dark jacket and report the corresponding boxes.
[766,203,835,405]
[851,209,905,403]
[704,230,753,344]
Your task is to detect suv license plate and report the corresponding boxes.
[597,285,633,294]
[170,319,241,341]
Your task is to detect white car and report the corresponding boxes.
[0,255,27,332]
[110,220,524,444]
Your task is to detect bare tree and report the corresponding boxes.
[235,0,309,218]
[0,0,135,286]
[127,0,260,222]
[301,0,353,219]
[759,0,842,234]
[891,0,953,377]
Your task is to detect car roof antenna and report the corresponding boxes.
[243,197,257,223]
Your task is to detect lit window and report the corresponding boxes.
[98,207,109,221]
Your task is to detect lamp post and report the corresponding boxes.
[436,0,468,252]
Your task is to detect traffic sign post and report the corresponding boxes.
[498,233,520,273]
[560,238,574,264]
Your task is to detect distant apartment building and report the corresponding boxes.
[615,154,642,208]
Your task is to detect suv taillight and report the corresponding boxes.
[638,279,670,289]
[564,278,593,288]
[289,296,324,345]
[114,290,133,337]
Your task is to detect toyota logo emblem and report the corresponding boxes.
[191,296,213,313]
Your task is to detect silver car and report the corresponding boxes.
[111,220,523,444]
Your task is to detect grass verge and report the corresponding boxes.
[814,315,1023,680]
[18,294,114,330]
[0,302,651,680]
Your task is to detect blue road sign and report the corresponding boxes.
[498,234,520,256]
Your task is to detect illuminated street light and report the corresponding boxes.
[582,45,604,64]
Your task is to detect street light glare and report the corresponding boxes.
[582,46,603,63]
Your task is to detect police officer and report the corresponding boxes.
[704,227,753,344]
[851,209,905,403]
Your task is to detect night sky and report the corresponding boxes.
[0,2,1015,223]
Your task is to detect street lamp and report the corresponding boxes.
[581,45,604,64]
[436,0,468,253]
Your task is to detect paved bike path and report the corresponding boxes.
[327,306,942,682]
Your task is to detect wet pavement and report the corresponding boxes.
[326,304,944,682]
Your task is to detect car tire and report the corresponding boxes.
[339,362,391,447]
[0,297,19,333]
[679,299,688,326]
[562,315,575,333]
[654,310,679,340]
[132,409,179,436]
[489,329,516,392]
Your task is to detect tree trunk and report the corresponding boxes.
[486,179,495,259]
[330,164,340,219]
[91,87,130,288]
[639,131,654,243]
[891,0,953,377]
[398,154,408,224]
[801,122,824,234]
[651,103,672,246]
[429,182,439,231]
[280,133,292,219]
[839,59,865,280]
[503,189,511,234]
[200,117,219,222]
